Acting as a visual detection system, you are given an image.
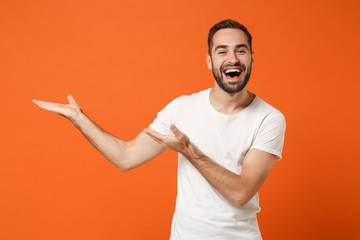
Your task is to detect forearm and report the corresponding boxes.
[144,125,251,207]
[33,96,165,170]
[71,111,130,170]
[182,144,251,207]
[144,125,274,208]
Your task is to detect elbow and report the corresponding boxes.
[116,165,130,172]
[231,199,247,208]
[230,192,253,208]
[111,144,133,172]
[110,139,133,172]
[110,155,133,172]
[115,160,133,172]
[232,199,248,208]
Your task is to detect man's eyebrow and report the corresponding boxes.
[214,44,249,52]
[214,45,228,51]
[235,44,249,49]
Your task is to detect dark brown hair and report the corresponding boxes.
[208,19,253,55]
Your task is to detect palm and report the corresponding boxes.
[32,95,81,121]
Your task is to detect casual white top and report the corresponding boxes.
[149,88,286,240]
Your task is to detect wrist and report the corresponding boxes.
[71,109,85,127]
[183,143,204,161]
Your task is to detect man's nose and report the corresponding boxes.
[228,52,240,64]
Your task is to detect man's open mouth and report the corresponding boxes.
[223,68,242,78]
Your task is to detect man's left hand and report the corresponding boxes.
[143,125,190,154]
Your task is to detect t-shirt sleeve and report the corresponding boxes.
[251,110,286,160]
[148,97,180,136]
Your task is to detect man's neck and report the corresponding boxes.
[209,85,255,115]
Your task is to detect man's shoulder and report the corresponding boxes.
[176,88,210,103]
[252,96,285,120]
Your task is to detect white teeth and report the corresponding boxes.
[224,69,241,73]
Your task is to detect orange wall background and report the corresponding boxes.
[1,0,359,239]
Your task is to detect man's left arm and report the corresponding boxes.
[143,124,276,208]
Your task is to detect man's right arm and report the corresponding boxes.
[32,95,166,171]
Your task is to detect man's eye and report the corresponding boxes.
[218,51,226,55]
[238,50,245,54]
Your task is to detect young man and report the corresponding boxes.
[33,19,286,240]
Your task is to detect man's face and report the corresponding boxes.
[207,28,253,94]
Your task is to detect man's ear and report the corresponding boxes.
[206,54,212,69]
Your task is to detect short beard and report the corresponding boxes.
[212,62,252,94]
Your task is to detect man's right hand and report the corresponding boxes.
[32,95,81,123]
[32,95,165,171]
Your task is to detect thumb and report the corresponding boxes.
[170,124,181,136]
[67,94,77,105]
[170,124,189,143]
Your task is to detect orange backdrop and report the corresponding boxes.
[1,0,359,239]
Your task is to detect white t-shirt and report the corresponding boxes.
[149,88,286,240]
